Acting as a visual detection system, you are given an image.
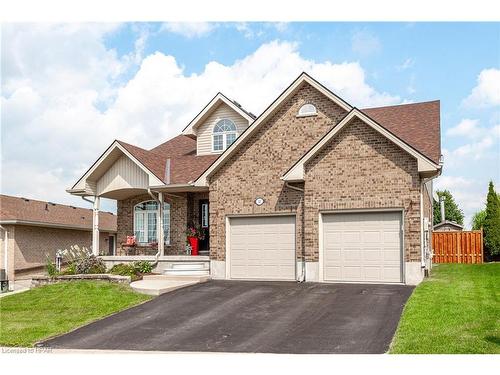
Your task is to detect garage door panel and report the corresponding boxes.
[229,216,295,281]
[322,212,402,283]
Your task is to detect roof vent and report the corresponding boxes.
[70,206,77,209]
[248,112,256,119]
[48,202,56,206]
[232,100,242,108]
[22,198,30,202]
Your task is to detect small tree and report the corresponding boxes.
[471,209,487,230]
[433,190,465,226]
[483,181,500,258]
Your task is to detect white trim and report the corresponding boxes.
[194,73,353,186]
[133,200,171,246]
[68,141,164,195]
[282,109,441,182]
[182,93,254,136]
[297,103,318,117]
[318,209,405,284]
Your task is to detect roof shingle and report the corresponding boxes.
[0,195,117,232]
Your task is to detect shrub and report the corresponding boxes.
[109,263,141,281]
[74,255,106,274]
[46,257,57,277]
[484,181,500,258]
[60,262,77,275]
[133,261,153,274]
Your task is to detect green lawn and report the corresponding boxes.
[390,263,500,354]
[0,281,151,347]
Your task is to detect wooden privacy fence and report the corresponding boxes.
[432,230,483,264]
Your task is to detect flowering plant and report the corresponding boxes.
[186,226,205,240]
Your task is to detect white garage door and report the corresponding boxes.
[229,215,296,280]
[322,211,402,283]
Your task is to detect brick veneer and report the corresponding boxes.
[208,82,427,264]
[304,117,422,262]
[209,83,349,261]
[0,224,111,279]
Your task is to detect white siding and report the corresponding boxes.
[96,155,149,195]
[196,103,250,155]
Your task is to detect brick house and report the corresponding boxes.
[68,73,441,285]
[0,195,117,280]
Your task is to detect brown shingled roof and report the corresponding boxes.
[362,100,441,164]
[0,195,117,232]
[118,135,220,185]
[115,100,440,185]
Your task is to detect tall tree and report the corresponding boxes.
[433,190,465,226]
[471,209,487,230]
[483,181,500,258]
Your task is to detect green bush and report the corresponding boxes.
[133,260,153,274]
[46,257,57,277]
[109,263,141,281]
[60,262,77,275]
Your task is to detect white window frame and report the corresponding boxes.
[133,200,171,245]
[212,118,237,152]
[297,103,317,117]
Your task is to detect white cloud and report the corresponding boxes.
[351,30,381,56]
[446,118,482,138]
[1,26,400,211]
[160,22,216,38]
[463,68,500,108]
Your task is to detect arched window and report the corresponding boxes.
[298,103,317,117]
[134,200,170,245]
[213,119,237,152]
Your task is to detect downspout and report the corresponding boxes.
[420,174,439,271]
[285,182,306,283]
[147,188,161,267]
[0,225,9,287]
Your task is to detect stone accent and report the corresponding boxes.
[304,118,422,262]
[30,273,131,287]
[209,83,348,262]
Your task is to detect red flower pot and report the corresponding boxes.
[188,236,199,256]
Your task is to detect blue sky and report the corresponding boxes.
[1,22,499,226]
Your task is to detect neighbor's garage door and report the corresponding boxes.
[229,215,296,280]
[322,211,402,283]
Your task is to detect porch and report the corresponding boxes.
[66,139,212,276]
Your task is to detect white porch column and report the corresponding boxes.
[157,192,165,256]
[92,196,100,256]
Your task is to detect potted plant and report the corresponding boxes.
[186,226,204,256]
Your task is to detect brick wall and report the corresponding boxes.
[116,193,189,255]
[10,225,111,273]
[209,83,348,261]
[304,118,422,262]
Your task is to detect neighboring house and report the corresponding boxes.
[0,195,117,280]
[433,221,464,232]
[68,73,442,285]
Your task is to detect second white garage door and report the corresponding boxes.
[322,211,403,283]
[228,215,296,280]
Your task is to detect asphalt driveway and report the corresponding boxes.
[40,280,413,353]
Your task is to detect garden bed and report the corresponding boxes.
[30,274,131,287]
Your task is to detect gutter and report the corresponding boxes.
[0,225,8,285]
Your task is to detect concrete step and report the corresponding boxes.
[162,261,210,277]
[143,274,210,282]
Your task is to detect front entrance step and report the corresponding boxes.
[130,275,208,296]
[163,261,210,277]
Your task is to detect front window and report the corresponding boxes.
[134,201,170,245]
[213,119,237,152]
